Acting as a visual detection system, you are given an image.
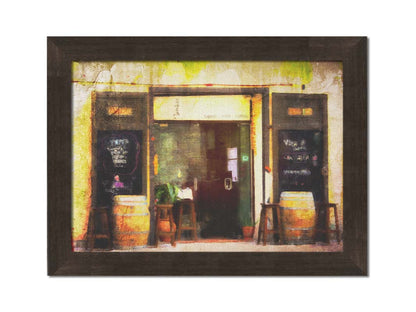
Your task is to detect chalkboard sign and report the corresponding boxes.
[96,130,143,206]
[278,130,323,201]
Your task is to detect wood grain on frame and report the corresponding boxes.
[47,37,367,276]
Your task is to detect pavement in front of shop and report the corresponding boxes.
[89,239,343,252]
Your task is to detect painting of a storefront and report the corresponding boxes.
[72,61,343,251]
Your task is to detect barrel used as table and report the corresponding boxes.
[113,195,150,250]
[279,191,316,245]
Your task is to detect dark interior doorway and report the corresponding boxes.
[152,122,251,239]
[198,123,240,238]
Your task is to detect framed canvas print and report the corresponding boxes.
[48,37,367,276]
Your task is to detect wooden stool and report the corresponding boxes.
[258,203,281,246]
[87,207,112,250]
[176,199,198,241]
[155,204,176,247]
[314,203,341,243]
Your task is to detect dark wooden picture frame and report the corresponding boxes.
[48,37,367,276]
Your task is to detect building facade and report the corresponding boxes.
[72,61,343,250]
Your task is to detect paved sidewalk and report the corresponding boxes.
[103,240,343,252]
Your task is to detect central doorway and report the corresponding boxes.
[152,122,251,239]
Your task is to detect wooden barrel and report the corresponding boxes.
[279,191,316,245]
[113,195,150,250]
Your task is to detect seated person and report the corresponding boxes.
[111,175,124,189]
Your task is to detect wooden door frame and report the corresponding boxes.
[271,93,329,204]
[148,87,269,234]
[91,91,148,212]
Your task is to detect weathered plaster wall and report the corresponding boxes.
[72,61,343,243]
[251,94,263,237]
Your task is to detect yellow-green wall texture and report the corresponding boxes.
[72,61,343,243]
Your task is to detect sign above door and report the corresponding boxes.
[153,95,251,121]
